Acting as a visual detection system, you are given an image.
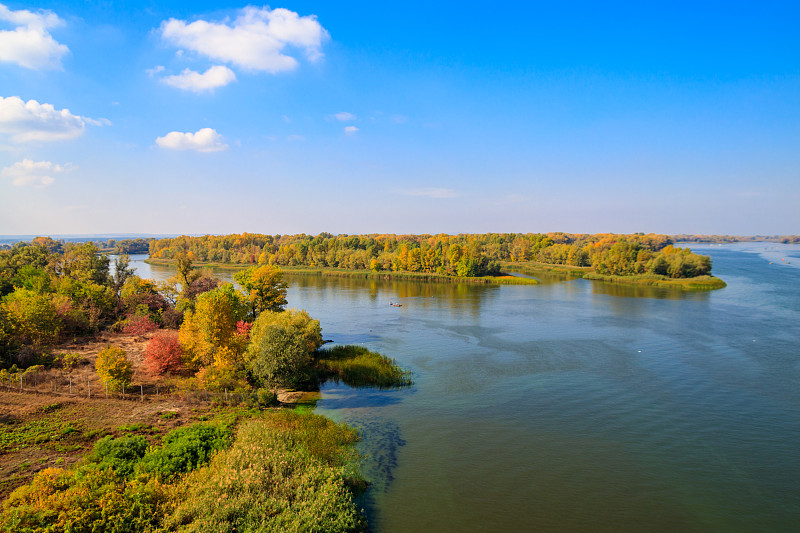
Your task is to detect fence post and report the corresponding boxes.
[20,374,23,392]
[140,384,143,402]
[69,376,72,395]
[105,382,108,399]
[122,383,125,400]
[156,383,159,400]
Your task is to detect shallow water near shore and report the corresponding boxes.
[129,243,800,532]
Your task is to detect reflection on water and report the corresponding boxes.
[123,248,800,533]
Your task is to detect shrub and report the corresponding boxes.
[123,314,158,335]
[143,331,184,376]
[95,345,133,390]
[0,466,170,533]
[165,412,366,533]
[88,435,149,477]
[136,422,234,481]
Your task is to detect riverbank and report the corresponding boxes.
[144,258,539,285]
[0,332,372,530]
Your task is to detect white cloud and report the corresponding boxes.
[344,126,359,135]
[162,65,236,92]
[333,112,355,122]
[2,158,71,188]
[146,65,165,77]
[287,134,305,142]
[156,128,228,152]
[396,187,458,199]
[0,3,68,70]
[391,114,408,124]
[0,96,107,142]
[160,6,328,73]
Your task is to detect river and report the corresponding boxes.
[126,242,800,532]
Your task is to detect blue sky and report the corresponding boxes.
[1,1,798,236]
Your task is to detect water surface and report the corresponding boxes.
[129,244,800,532]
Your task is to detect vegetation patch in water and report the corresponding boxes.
[316,345,413,389]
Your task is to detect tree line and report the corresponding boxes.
[148,231,714,279]
[1,237,408,395]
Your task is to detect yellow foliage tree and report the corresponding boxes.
[95,345,133,390]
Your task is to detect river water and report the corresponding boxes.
[127,243,800,532]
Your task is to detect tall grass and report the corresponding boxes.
[165,411,367,533]
[583,272,727,290]
[316,345,413,389]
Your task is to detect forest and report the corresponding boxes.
[147,232,716,280]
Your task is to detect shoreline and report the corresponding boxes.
[145,257,726,290]
[144,258,540,285]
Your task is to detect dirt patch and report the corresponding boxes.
[0,332,220,502]
[0,389,218,500]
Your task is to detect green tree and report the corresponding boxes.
[248,309,322,356]
[2,289,61,347]
[233,265,288,318]
[246,326,311,388]
[175,253,201,294]
[112,254,135,296]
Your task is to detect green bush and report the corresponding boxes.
[136,422,234,481]
[87,435,148,477]
[165,411,366,533]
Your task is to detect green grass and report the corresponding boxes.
[500,260,590,278]
[316,345,413,389]
[0,415,85,453]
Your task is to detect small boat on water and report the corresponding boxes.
[389,302,403,307]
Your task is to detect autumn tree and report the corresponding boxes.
[178,284,247,369]
[95,345,133,390]
[233,265,288,318]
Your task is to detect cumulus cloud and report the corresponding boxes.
[2,158,71,188]
[0,3,68,69]
[333,112,355,122]
[156,128,228,152]
[344,126,359,135]
[160,6,328,73]
[396,187,458,199]
[162,65,236,92]
[0,96,107,142]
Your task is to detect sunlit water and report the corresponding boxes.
[127,243,800,532]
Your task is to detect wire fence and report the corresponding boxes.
[0,371,265,406]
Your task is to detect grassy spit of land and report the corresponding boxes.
[501,261,727,290]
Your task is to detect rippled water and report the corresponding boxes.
[129,243,800,532]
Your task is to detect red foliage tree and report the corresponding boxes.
[143,331,184,375]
